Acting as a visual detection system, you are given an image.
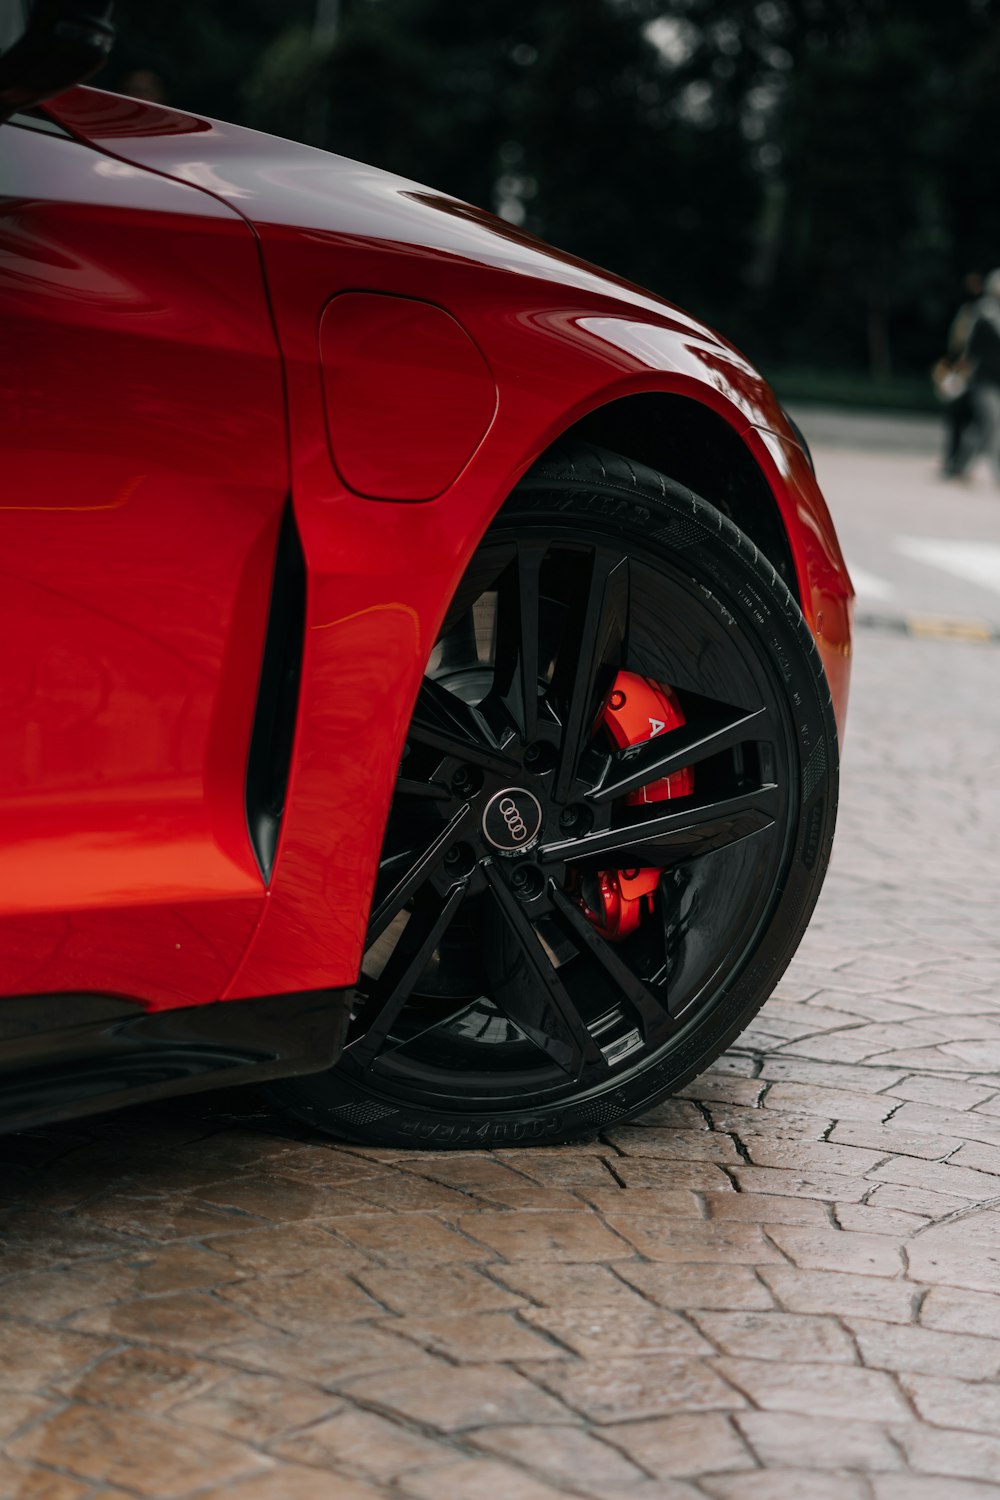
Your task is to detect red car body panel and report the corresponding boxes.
[1,86,853,1022]
[0,117,287,1010]
[319,292,499,500]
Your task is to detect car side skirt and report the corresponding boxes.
[0,989,351,1134]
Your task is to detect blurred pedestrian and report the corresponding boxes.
[933,271,981,478]
[966,269,1000,484]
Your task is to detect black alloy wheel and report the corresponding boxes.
[273,445,839,1146]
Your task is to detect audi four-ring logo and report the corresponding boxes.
[498,797,528,841]
[482,787,544,854]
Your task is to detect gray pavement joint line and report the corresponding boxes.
[907,1189,1000,1239]
[854,610,1000,644]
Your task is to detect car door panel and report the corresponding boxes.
[0,121,288,1009]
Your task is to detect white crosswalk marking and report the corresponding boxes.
[845,561,895,601]
[895,538,1000,599]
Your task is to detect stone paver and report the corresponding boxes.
[6,1404,268,1496]
[4,447,1000,1497]
[689,1310,857,1365]
[607,1411,752,1478]
[469,1424,654,1494]
[528,1353,745,1424]
[735,1411,906,1473]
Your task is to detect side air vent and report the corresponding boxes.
[246,503,306,881]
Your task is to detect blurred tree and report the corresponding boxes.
[515,0,761,338]
[763,0,1000,377]
[107,0,1000,387]
[241,0,763,338]
[108,1,304,122]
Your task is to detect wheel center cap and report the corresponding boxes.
[482,786,543,855]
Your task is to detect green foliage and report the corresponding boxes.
[107,0,292,123]
[108,0,1000,387]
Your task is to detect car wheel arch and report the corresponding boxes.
[519,390,801,604]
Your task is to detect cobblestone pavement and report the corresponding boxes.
[3,554,1000,1498]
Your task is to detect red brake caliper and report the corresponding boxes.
[580,671,694,942]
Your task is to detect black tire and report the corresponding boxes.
[273,444,839,1147]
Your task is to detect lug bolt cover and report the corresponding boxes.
[510,863,543,899]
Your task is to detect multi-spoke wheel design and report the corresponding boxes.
[275,445,839,1146]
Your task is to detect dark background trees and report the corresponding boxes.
[106,0,1000,404]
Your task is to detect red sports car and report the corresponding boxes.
[0,9,852,1147]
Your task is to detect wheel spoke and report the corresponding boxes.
[540,784,779,868]
[483,862,605,1079]
[408,677,518,776]
[350,882,467,1065]
[395,776,451,802]
[368,803,472,944]
[591,705,772,804]
[490,540,546,742]
[551,551,629,802]
[549,884,678,1048]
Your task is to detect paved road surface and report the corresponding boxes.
[792,405,1000,627]
[2,426,1000,1500]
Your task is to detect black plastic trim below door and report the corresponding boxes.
[0,987,351,1134]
